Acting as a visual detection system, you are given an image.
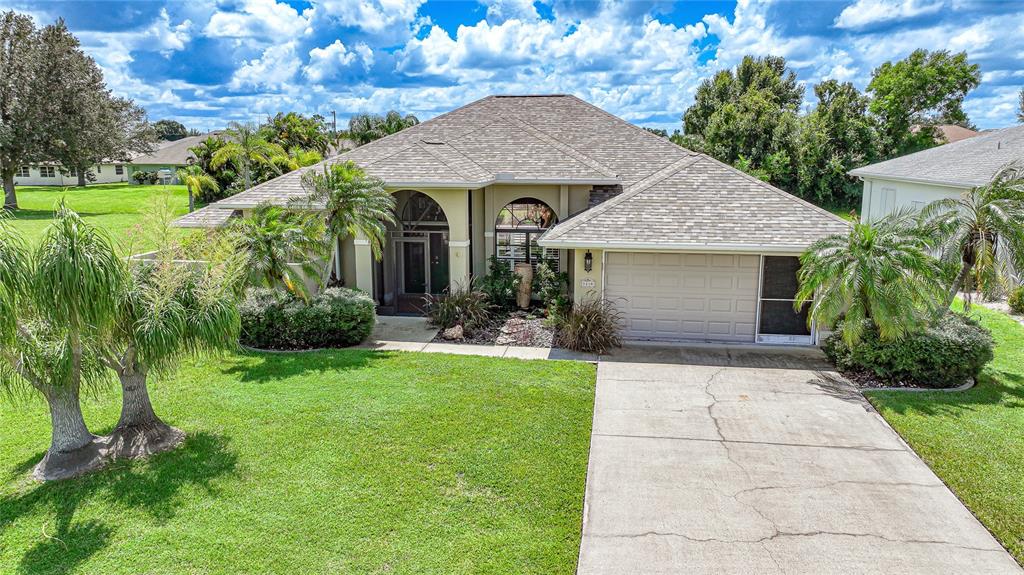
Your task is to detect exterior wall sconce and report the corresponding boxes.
[584,250,593,273]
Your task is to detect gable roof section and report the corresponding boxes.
[132,133,216,166]
[849,124,1024,188]
[540,155,850,251]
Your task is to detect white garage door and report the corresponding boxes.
[604,252,760,343]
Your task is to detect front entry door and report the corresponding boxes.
[401,240,427,294]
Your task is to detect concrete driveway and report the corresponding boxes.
[578,345,1021,575]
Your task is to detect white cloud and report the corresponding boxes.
[305,39,373,81]
[230,41,302,89]
[205,0,313,39]
[484,0,541,22]
[315,0,425,33]
[834,0,945,30]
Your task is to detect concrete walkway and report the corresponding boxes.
[578,345,1021,575]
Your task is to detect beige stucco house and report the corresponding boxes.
[175,95,848,345]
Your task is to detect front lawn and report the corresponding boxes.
[4,182,189,251]
[0,351,596,574]
[867,305,1024,563]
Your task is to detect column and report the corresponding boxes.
[353,234,373,294]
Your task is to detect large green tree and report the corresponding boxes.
[797,80,879,207]
[681,55,803,191]
[0,11,46,209]
[153,119,188,141]
[867,49,981,157]
[261,112,330,155]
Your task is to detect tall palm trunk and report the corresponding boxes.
[188,184,195,213]
[33,385,105,481]
[3,171,17,209]
[943,260,973,313]
[106,370,184,459]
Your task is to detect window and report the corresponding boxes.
[68,166,77,177]
[495,198,559,272]
[96,165,102,173]
[39,166,56,178]
[16,166,30,178]
[115,165,124,175]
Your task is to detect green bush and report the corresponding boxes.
[533,259,570,320]
[474,256,520,311]
[555,298,622,354]
[1009,286,1024,314]
[240,287,375,350]
[823,313,994,388]
[132,170,151,184]
[424,286,492,336]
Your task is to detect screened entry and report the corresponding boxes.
[390,192,450,311]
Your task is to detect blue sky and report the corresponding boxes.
[6,0,1024,132]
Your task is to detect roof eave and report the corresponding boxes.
[847,170,977,189]
[535,238,817,254]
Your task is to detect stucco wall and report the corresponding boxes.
[14,164,129,186]
[572,248,603,304]
[859,177,967,222]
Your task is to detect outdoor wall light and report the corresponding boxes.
[584,250,593,273]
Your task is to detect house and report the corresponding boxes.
[13,161,130,186]
[911,123,979,144]
[130,133,218,184]
[175,95,847,345]
[850,124,1024,222]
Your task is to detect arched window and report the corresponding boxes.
[495,198,559,271]
[400,191,447,230]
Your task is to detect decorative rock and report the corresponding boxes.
[442,325,464,341]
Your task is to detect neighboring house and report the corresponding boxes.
[13,161,130,186]
[911,123,979,144]
[175,95,847,345]
[130,133,219,184]
[850,124,1024,222]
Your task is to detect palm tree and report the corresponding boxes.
[189,136,226,173]
[298,161,396,282]
[0,206,124,480]
[346,111,419,146]
[176,165,219,213]
[229,203,328,299]
[921,162,1024,311]
[795,209,946,345]
[211,122,287,189]
[270,147,323,174]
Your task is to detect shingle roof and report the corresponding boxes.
[849,124,1024,188]
[171,205,240,228]
[132,133,219,166]
[540,155,850,250]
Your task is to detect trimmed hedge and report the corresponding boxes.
[823,313,994,388]
[240,287,375,350]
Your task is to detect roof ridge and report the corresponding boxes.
[414,140,492,181]
[499,113,618,178]
[543,154,701,241]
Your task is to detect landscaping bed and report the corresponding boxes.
[433,309,555,347]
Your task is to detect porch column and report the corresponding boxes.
[353,234,373,294]
[559,185,569,272]
[448,191,471,290]
[483,186,495,263]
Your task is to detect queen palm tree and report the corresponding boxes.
[0,206,124,480]
[211,122,287,189]
[298,161,396,282]
[270,147,323,173]
[795,209,945,345]
[346,111,418,146]
[920,162,1024,311]
[176,165,219,212]
[229,203,327,299]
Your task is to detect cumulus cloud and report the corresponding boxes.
[205,0,313,38]
[315,0,425,33]
[305,39,373,81]
[834,0,945,30]
[230,41,302,89]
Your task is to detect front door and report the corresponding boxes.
[401,240,427,294]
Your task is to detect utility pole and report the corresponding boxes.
[331,110,337,138]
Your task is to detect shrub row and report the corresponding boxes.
[240,287,375,350]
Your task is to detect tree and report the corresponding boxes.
[298,161,397,283]
[867,49,981,158]
[0,206,124,480]
[920,162,1024,311]
[153,119,188,141]
[211,122,286,190]
[176,165,219,213]
[797,80,879,207]
[0,11,46,209]
[346,111,419,146]
[796,210,945,345]
[261,112,330,155]
[681,56,803,191]
[229,204,327,299]
[38,20,155,187]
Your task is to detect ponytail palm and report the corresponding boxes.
[796,210,945,345]
[920,162,1024,311]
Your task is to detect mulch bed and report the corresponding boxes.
[432,310,556,347]
[840,369,971,391]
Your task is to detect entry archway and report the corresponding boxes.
[494,197,559,271]
[391,191,450,312]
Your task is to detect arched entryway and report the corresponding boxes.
[388,191,450,313]
[495,197,559,271]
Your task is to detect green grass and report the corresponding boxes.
[867,305,1024,563]
[0,350,596,574]
[5,183,190,252]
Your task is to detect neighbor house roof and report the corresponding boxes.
[172,205,241,228]
[849,124,1024,188]
[132,133,219,166]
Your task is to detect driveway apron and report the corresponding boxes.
[577,345,1021,575]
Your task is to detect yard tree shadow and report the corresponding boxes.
[222,348,395,384]
[864,369,1024,417]
[9,208,111,221]
[1,432,237,575]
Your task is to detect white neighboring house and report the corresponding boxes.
[13,161,131,186]
[850,124,1024,222]
[130,133,221,184]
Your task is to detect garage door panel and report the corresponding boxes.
[605,252,759,343]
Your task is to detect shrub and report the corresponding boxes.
[555,298,622,354]
[240,287,375,350]
[823,313,994,388]
[132,170,151,184]
[423,286,492,336]
[1009,286,1024,315]
[474,256,520,311]
[533,259,570,320]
